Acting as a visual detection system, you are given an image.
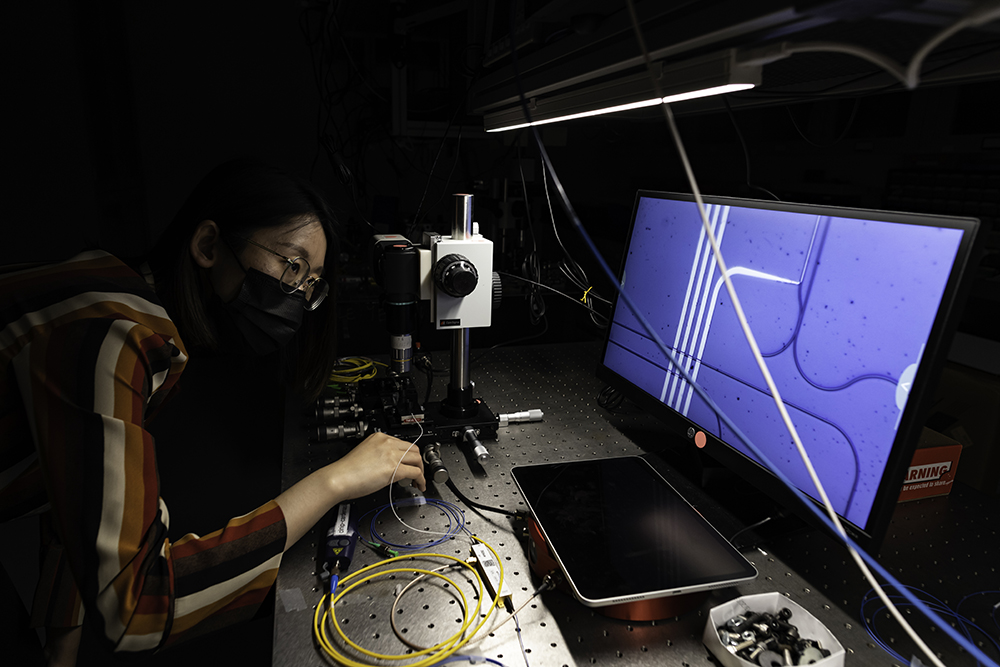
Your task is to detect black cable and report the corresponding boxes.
[419,125,466,226]
[517,144,545,325]
[521,252,545,325]
[723,97,781,202]
[496,271,610,317]
[415,353,435,406]
[540,163,590,287]
[597,385,625,412]
[538,149,609,329]
[302,2,481,240]
[403,49,504,237]
[470,317,549,368]
[409,105,464,236]
[302,5,348,180]
[727,516,773,548]
[445,478,518,518]
[329,11,388,104]
[728,509,792,549]
[301,0,384,218]
[784,98,861,149]
[516,144,538,251]
[319,137,377,233]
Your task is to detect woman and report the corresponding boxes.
[0,159,425,665]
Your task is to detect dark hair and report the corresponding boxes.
[149,158,339,402]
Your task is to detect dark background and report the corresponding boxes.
[7,1,999,357]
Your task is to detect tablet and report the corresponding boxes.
[511,456,757,607]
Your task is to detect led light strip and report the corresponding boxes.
[485,83,755,133]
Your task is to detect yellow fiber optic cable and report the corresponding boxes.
[312,537,504,667]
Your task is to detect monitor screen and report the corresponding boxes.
[597,191,980,549]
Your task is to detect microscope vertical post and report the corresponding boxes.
[444,194,476,417]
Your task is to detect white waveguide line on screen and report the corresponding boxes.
[621,3,947,667]
[664,204,724,407]
[662,204,717,404]
[677,217,820,416]
[662,206,805,413]
[672,206,729,410]
[681,266,801,416]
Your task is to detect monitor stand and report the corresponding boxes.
[695,462,812,548]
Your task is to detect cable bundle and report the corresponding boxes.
[540,164,610,329]
[861,587,1000,665]
[329,356,383,384]
[312,537,505,667]
[364,497,468,551]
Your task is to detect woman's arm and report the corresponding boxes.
[20,316,282,655]
[15,291,425,655]
[275,432,426,550]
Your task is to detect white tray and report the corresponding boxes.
[703,592,846,667]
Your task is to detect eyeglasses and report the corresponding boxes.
[234,235,329,311]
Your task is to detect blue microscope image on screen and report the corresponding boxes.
[604,198,964,528]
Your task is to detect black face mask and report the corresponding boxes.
[217,268,306,356]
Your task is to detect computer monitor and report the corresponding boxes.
[597,191,981,550]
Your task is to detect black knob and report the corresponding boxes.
[434,254,479,297]
[492,272,502,310]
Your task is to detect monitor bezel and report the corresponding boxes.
[596,190,982,551]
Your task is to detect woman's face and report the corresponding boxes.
[214,217,328,303]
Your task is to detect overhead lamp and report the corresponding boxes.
[483,49,760,133]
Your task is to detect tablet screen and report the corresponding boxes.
[512,456,757,606]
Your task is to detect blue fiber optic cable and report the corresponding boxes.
[368,497,466,550]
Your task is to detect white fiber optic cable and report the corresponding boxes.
[781,42,908,85]
[736,1,1000,91]
[387,417,454,538]
[622,2,950,665]
[905,0,1000,89]
[670,119,951,667]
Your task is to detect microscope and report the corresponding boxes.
[314,194,541,480]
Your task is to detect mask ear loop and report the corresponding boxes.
[219,235,251,275]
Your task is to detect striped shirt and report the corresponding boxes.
[0,250,286,655]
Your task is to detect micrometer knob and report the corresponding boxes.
[492,272,502,310]
[421,443,449,483]
[463,428,489,463]
[434,254,479,297]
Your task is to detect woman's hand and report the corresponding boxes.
[326,432,427,500]
[276,433,426,550]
